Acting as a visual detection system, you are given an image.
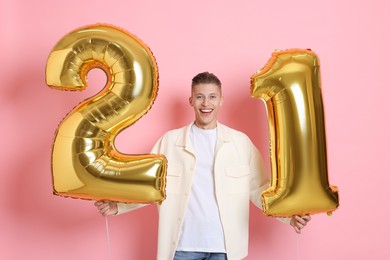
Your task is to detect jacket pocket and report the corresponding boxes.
[166,163,182,194]
[225,166,251,193]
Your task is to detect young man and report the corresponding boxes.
[95,72,310,260]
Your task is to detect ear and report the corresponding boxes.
[189,96,193,106]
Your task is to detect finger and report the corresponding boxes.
[101,209,109,216]
[103,207,116,216]
[97,203,110,210]
[298,215,311,226]
[294,225,301,234]
[97,204,105,211]
[295,216,309,226]
[295,221,305,229]
[101,206,111,216]
[293,216,303,224]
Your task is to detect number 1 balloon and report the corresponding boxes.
[251,49,339,217]
[46,24,167,204]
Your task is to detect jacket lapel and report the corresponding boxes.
[175,123,195,155]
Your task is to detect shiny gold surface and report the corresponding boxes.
[251,49,339,216]
[46,24,167,203]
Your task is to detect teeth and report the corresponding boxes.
[200,109,212,112]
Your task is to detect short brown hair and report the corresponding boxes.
[191,72,222,89]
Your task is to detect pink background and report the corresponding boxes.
[1,0,389,259]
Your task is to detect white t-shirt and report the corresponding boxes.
[176,124,226,252]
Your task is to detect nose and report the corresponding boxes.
[202,97,210,106]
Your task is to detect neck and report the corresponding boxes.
[193,121,217,130]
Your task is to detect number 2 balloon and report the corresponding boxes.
[46,24,167,204]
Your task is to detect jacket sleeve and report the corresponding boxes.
[249,141,269,208]
[249,140,291,224]
[116,136,165,215]
[117,203,147,215]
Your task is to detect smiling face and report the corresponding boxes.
[189,83,223,129]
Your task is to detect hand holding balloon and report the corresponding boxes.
[94,201,118,216]
[290,215,311,234]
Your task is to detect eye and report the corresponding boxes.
[196,95,204,99]
[210,95,217,99]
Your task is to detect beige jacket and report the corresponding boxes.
[118,122,285,260]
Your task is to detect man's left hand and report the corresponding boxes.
[290,215,311,234]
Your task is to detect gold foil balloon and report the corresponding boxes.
[251,49,339,217]
[46,24,167,204]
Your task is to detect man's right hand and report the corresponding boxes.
[94,201,118,216]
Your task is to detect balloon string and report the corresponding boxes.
[296,234,301,260]
[105,216,112,260]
